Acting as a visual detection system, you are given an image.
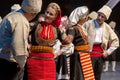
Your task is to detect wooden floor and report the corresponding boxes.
[101,61,120,80]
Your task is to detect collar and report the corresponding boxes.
[94,19,100,28]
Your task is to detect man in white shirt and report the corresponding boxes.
[83,5,119,80]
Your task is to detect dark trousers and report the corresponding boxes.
[23,63,28,80]
[70,53,84,80]
[0,58,18,80]
[91,57,104,80]
[105,51,116,61]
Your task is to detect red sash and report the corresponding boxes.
[90,44,103,57]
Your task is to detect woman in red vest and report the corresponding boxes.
[27,2,63,80]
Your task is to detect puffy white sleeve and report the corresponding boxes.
[61,43,74,57]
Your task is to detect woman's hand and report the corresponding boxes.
[48,39,58,47]
[54,50,63,58]
[62,35,73,44]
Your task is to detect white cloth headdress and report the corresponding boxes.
[69,6,89,26]
[11,4,21,12]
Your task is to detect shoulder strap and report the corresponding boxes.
[76,25,88,44]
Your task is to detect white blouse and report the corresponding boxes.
[94,27,103,44]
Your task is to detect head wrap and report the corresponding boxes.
[88,11,98,20]
[109,21,116,29]
[69,6,89,26]
[53,10,61,27]
[21,0,42,13]
[11,4,21,12]
[47,3,62,27]
[98,5,112,20]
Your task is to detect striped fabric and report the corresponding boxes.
[30,46,53,53]
[27,53,56,80]
[79,52,95,80]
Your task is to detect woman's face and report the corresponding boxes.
[96,12,106,25]
[44,6,57,24]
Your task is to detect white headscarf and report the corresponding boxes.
[11,4,21,12]
[68,6,89,26]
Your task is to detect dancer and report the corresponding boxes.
[83,5,119,80]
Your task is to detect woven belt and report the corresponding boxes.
[30,46,53,53]
[29,56,54,60]
[75,44,89,51]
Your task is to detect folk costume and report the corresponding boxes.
[0,0,42,80]
[83,5,119,80]
[27,3,62,80]
[67,6,95,80]
[56,43,74,80]
[56,16,74,80]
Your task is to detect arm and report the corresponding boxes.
[62,27,75,44]
[103,27,119,57]
[11,20,29,56]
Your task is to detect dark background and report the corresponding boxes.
[0,0,120,30]
[0,0,120,60]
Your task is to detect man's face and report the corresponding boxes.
[96,12,107,25]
